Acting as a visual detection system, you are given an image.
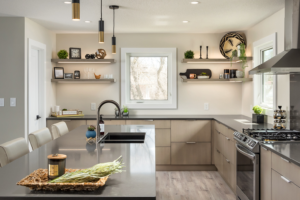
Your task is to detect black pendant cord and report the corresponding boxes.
[100,0,102,20]
[113,8,115,37]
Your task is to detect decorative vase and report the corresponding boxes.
[90,54,96,59]
[252,114,267,124]
[86,130,96,138]
[85,54,91,59]
[122,112,129,116]
[236,70,244,78]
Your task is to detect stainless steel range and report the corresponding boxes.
[234,128,300,200]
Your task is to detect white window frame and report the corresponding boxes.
[253,33,277,115]
[121,48,177,109]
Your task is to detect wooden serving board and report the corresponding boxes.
[51,114,85,118]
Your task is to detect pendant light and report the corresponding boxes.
[98,0,104,43]
[72,0,80,21]
[109,5,119,54]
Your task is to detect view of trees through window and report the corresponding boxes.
[130,57,168,100]
[262,48,274,105]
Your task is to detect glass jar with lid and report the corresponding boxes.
[281,119,286,129]
[281,110,287,119]
[274,119,282,129]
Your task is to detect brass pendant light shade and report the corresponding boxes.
[110,5,119,54]
[98,0,104,43]
[72,0,80,21]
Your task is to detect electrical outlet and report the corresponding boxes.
[10,98,16,107]
[204,103,209,111]
[0,98,4,107]
[91,103,96,111]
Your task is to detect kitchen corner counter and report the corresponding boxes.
[261,142,300,167]
[47,114,273,133]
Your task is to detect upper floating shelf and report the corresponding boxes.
[182,57,253,64]
[180,77,253,83]
[51,79,116,83]
[51,59,115,64]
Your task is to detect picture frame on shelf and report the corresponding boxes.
[74,70,80,79]
[69,47,81,59]
[64,73,73,79]
[54,67,64,79]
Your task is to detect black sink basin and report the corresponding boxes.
[101,132,145,143]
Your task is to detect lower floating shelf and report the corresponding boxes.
[51,79,116,83]
[181,77,252,82]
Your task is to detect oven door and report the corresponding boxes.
[236,143,259,200]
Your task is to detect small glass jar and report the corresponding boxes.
[281,110,287,119]
[274,119,282,129]
[48,154,67,180]
[281,119,286,129]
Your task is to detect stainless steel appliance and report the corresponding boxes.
[233,128,300,200]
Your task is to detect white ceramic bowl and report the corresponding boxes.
[236,71,243,78]
[198,76,209,79]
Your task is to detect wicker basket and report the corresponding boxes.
[17,168,109,191]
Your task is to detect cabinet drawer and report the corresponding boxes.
[215,130,224,153]
[222,155,236,192]
[47,120,86,132]
[215,121,227,135]
[272,152,300,187]
[272,169,300,200]
[155,129,171,147]
[224,128,235,141]
[126,120,170,128]
[214,148,223,174]
[87,120,126,126]
[171,120,211,142]
[156,147,171,165]
[171,143,211,165]
[223,138,235,165]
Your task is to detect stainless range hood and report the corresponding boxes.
[249,0,300,75]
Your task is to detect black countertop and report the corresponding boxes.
[261,142,300,167]
[0,125,156,199]
[47,115,273,133]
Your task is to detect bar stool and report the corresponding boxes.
[0,138,29,167]
[28,128,53,150]
[51,122,69,139]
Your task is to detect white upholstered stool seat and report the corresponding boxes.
[51,122,69,139]
[0,138,29,167]
[28,128,53,151]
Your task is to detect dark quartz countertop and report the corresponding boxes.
[47,115,273,133]
[261,142,300,167]
[0,125,156,199]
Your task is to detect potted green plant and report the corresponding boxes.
[252,105,267,124]
[86,125,96,138]
[122,106,129,116]
[184,50,194,59]
[57,50,68,59]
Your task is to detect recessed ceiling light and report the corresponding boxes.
[85,21,92,23]
[191,1,199,4]
[64,1,71,4]
[183,21,189,23]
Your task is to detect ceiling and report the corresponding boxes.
[0,0,284,33]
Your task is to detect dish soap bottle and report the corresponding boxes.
[99,115,105,135]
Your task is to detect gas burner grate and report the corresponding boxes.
[242,128,300,141]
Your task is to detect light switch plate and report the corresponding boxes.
[0,98,4,107]
[10,98,16,107]
[91,103,96,111]
[204,103,209,111]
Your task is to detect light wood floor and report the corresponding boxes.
[156,171,236,200]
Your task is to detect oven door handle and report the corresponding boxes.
[236,144,256,161]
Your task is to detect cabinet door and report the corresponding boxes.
[171,120,211,142]
[156,147,170,165]
[223,138,235,165]
[47,120,86,132]
[126,120,170,128]
[215,131,224,153]
[171,143,211,165]
[272,169,300,200]
[222,154,236,194]
[155,129,171,147]
[214,148,223,174]
[261,146,272,200]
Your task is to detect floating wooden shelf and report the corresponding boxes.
[51,59,115,64]
[51,79,116,83]
[182,57,252,64]
[180,77,252,82]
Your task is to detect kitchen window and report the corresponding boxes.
[121,48,177,109]
[253,33,277,114]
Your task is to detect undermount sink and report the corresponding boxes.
[101,132,145,143]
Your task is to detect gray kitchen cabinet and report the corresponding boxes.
[261,146,271,200]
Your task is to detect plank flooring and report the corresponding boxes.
[156,171,236,200]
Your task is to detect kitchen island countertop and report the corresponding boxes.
[0,125,156,199]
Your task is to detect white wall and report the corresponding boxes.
[0,17,25,143]
[242,8,288,123]
[56,33,244,115]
